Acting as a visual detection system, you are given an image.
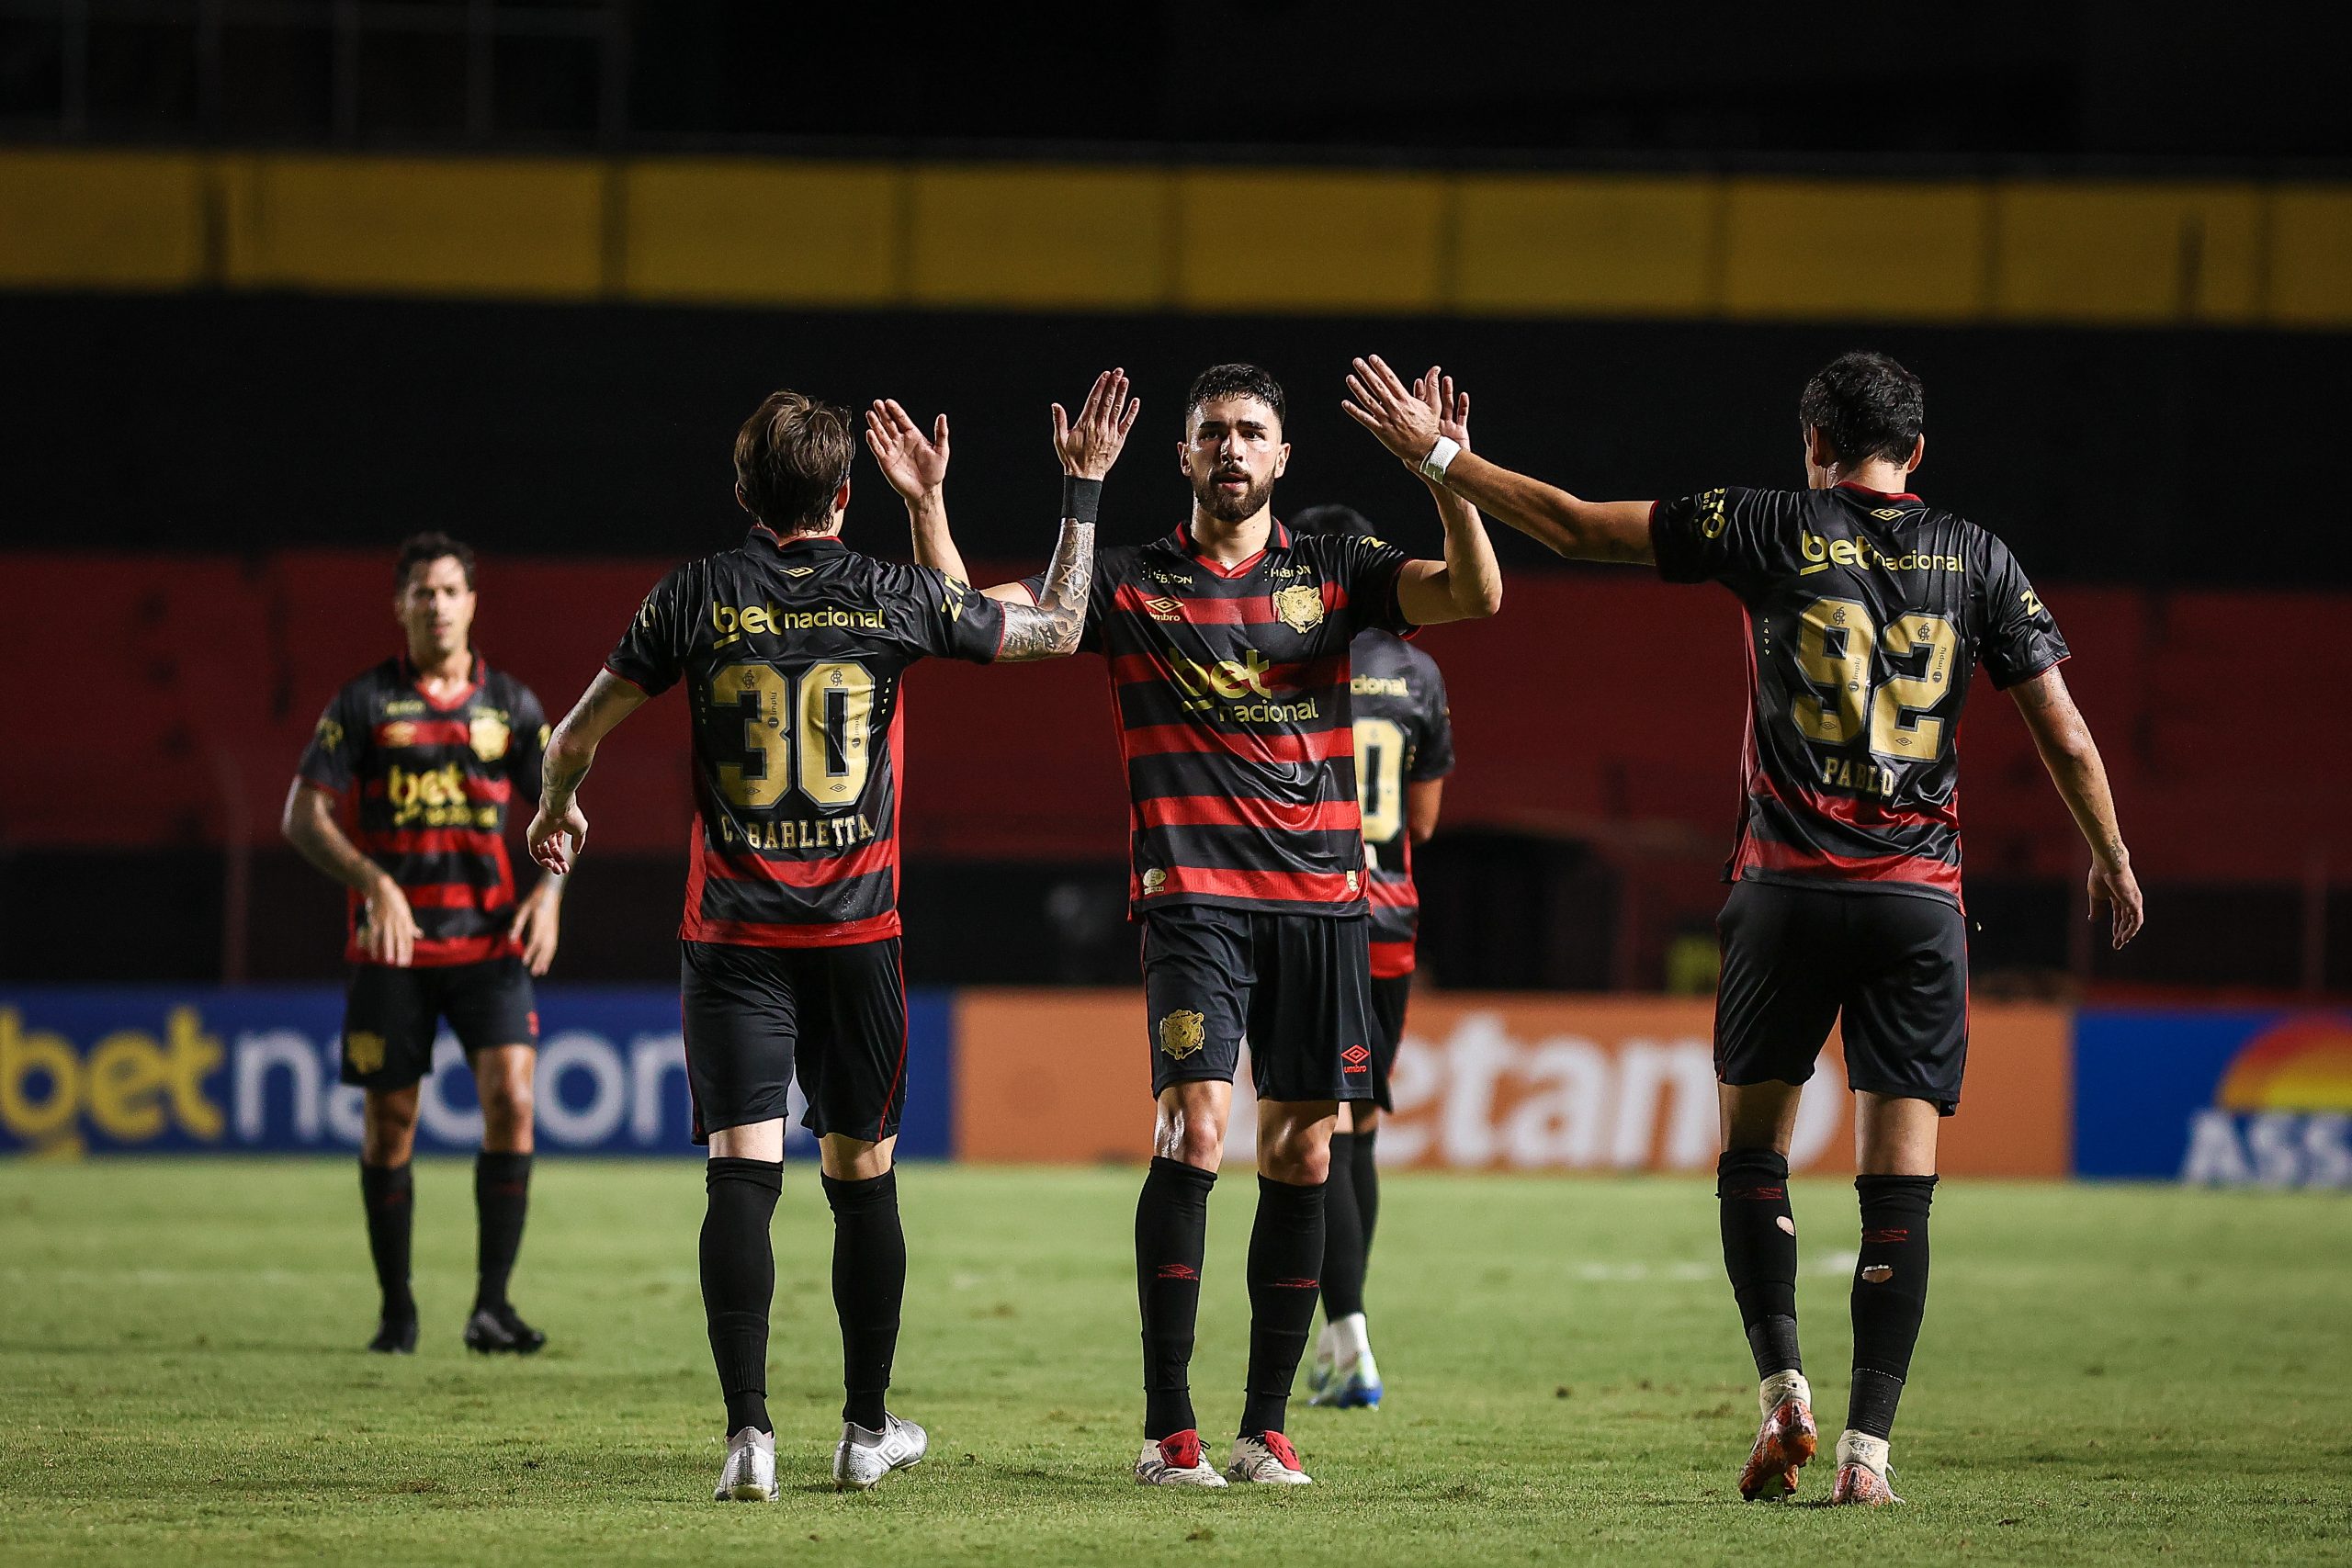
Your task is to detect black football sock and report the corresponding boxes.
[472,1151,532,1313]
[1848,1174,1937,1440]
[1351,1126,1381,1260]
[359,1159,416,1320]
[1240,1174,1325,1439]
[1135,1156,1216,1439]
[1319,1132,1367,1322]
[1717,1148,1803,1379]
[702,1156,783,1436]
[822,1168,906,1432]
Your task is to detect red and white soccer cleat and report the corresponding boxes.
[1736,1370,1818,1500]
[1826,1430,1905,1506]
[1225,1431,1313,1485]
[1136,1428,1228,1487]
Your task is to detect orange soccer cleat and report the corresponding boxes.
[1736,1371,1818,1500]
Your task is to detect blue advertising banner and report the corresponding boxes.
[2075,1009,2352,1186]
[0,987,954,1158]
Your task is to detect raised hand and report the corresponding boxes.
[1052,368,1141,479]
[1343,355,1442,466]
[865,399,951,501]
[1412,367,1472,452]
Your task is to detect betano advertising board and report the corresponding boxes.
[5,987,2346,1184]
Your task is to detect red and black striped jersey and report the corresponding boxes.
[298,653,549,966]
[605,525,1007,949]
[1036,520,1416,918]
[1652,482,2068,909]
[1349,629,1454,977]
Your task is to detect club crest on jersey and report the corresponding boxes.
[1141,867,1169,893]
[1158,1010,1206,1060]
[379,720,418,749]
[344,1032,387,1075]
[1142,594,1185,623]
[469,711,512,762]
[1272,583,1325,633]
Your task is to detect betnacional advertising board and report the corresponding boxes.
[5,985,2346,1186]
[0,988,954,1160]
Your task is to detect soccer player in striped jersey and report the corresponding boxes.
[957,364,1500,1487]
[1343,350,2144,1506]
[283,532,563,1358]
[1289,504,1457,1413]
[524,379,1116,1501]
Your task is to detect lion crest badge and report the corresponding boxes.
[1158,1010,1206,1060]
[469,711,512,762]
[1272,583,1325,634]
[344,1032,388,1076]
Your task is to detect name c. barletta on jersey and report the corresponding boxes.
[713,809,878,852]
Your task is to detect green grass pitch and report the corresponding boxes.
[2,1159,2346,1566]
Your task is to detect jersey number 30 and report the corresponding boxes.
[709,661,876,808]
[1790,598,1958,761]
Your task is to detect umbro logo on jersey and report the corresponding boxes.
[1142,594,1185,622]
[1871,506,1905,521]
[782,566,815,578]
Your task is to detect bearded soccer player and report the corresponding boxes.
[525,378,1116,1502]
[1346,350,2145,1505]
[282,532,562,1357]
[952,364,1500,1487]
[1288,502,1456,1414]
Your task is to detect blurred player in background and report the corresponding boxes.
[281,532,562,1358]
[1344,350,2143,1505]
[525,378,1117,1501]
[1287,500,1458,1413]
[961,364,1499,1487]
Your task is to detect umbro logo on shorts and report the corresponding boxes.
[1341,1043,1371,1073]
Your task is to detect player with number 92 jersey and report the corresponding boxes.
[1650,480,2065,908]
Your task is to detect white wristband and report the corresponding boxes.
[1418,434,1461,482]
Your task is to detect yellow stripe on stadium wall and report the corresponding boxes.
[0,149,2347,328]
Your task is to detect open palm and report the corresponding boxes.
[865,400,951,500]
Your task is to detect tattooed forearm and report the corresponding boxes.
[540,671,647,814]
[996,520,1094,662]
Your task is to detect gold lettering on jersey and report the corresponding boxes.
[941,577,969,621]
[1146,570,1195,587]
[1821,755,1899,800]
[382,699,424,716]
[1798,531,1962,576]
[715,811,876,852]
[468,710,511,762]
[1351,675,1409,697]
[1268,564,1313,579]
[386,763,476,828]
[1171,649,1275,702]
[1142,594,1185,622]
[1697,488,1730,539]
[711,602,886,649]
[1272,583,1325,633]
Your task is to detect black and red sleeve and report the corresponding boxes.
[1649,486,1779,589]
[605,565,694,696]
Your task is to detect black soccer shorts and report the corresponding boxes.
[339,955,538,1090]
[1363,972,1412,1113]
[1712,880,1969,1115]
[1139,906,1376,1103]
[679,937,909,1144]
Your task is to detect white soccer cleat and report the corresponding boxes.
[1225,1431,1312,1485]
[1305,1321,1340,1397]
[713,1426,777,1502]
[1307,1313,1382,1408]
[832,1413,927,1491]
[1135,1429,1228,1487]
[1827,1428,1905,1506]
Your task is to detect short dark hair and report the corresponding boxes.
[734,389,856,532]
[1185,364,1286,433]
[395,531,475,590]
[1289,504,1378,539]
[1798,351,1925,467]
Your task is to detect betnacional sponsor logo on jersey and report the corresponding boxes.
[0,989,954,1158]
[386,762,493,829]
[1798,532,1964,576]
[1351,674,1409,698]
[711,601,887,647]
